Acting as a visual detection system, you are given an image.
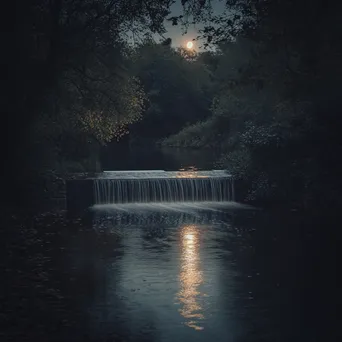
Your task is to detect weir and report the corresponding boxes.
[94,170,234,204]
[66,170,235,212]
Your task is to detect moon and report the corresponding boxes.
[186,41,194,49]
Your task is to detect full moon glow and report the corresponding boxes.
[186,41,194,49]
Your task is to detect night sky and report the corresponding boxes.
[160,0,226,50]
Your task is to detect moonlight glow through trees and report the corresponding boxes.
[186,41,194,49]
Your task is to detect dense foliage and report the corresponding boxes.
[6,0,175,205]
[128,39,213,144]
[162,0,342,208]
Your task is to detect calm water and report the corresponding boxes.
[101,146,221,171]
[2,204,335,341]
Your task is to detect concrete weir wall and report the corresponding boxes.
[66,179,94,213]
[66,170,239,213]
[233,178,249,203]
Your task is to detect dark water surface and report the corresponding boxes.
[101,146,221,171]
[2,204,335,341]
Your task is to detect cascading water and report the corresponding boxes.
[93,170,235,204]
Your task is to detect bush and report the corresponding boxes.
[160,118,218,148]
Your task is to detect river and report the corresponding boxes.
[101,145,222,171]
[1,148,335,341]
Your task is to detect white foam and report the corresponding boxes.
[91,201,254,213]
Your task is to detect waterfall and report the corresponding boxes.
[93,171,234,204]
